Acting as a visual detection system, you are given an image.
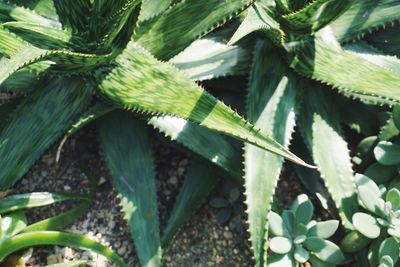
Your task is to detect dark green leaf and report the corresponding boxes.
[99,111,162,267]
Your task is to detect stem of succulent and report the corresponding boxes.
[340,231,371,253]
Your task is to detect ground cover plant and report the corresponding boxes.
[0,0,399,266]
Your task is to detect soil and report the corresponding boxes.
[12,127,256,267]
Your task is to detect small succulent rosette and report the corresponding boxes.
[267,194,345,267]
[350,174,400,267]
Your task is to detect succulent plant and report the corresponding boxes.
[221,0,400,264]
[340,175,400,267]
[267,194,344,266]
[0,170,128,266]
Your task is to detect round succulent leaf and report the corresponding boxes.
[309,254,335,267]
[340,230,371,253]
[303,237,345,264]
[295,223,308,237]
[379,237,399,264]
[386,188,400,211]
[216,207,232,225]
[209,197,229,208]
[307,220,339,239]
[356,175,384,214]
[374,141,400,166]
[295,199,314,225]
[356,174,382,197]
[393,106,400,131]
[356,136,378,156]
[353,212,381,239]
[282,210,295,236]
[267,253,296,267]
[269,236,293,254]
[379,255,394,267]
[365,163,397,184]
[294,235,307,245]
[291,194,309,212]
[388,225,400,238]
[268,211,290,237]
[294,245,309,263]
[369,237,384,267]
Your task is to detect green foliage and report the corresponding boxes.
[0,170,128,266]
[0,1,315,266]
[228,0,400,264]
[268,194,344,266]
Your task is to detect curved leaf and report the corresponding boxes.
[0,231,128,267]
[244,41,297,266]
[290,33,400,105]
[0,77,92,190]
[299,85,358,228]
[135,0,254,60]
[98,41,310,167]
[327,0,400,42]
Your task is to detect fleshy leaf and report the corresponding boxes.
[268,211,290,238]
[139,0,171,22]
[282,0,350,32]
[374,141,400,166]
[162,158,220,249]
[379,237,399,264]
[353,212,381,239]
[327,0,400,42]
[0,192,88,214]
[98,41,310,167]
[1,212,27,239]
[290,33,400,105]
[148,116,242,182]
[243,41,297,266]
[99,111,162,267]
[135,0,254,60]
[0,77,92,190]
[299,85,358,227]
[171,35,251,81]
[386,189,400,211]
[307,220,339,239]
[0,231,128,267]
[228,2,284,46]
[303,237,345,264]
[355,174,384,216]
[52,0,91,33]
[269,236,292,254]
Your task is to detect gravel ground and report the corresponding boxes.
[11,127,254,267]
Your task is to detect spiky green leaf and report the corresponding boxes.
[244,41,297,266]
[99,111,162,267]
[327,0,400,42]
[135,0,254,60]
[98,41,309,167]
[299,85,358,227]
[0,77,92,190]
[228,3,284,46]
[290,33,400,105]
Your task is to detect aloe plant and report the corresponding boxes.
[219,0,400,265]
[268,194,344,266]
[0,1,320,266]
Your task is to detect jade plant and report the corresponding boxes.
[268,194,344,266]
[0,171,128,267]
[340,175,400,267]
